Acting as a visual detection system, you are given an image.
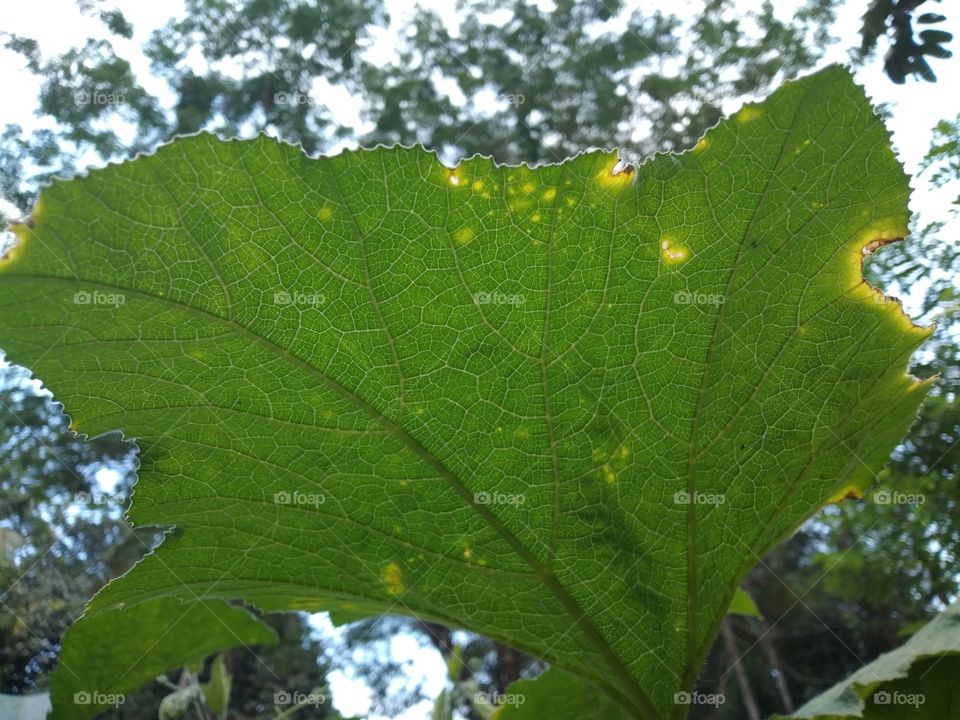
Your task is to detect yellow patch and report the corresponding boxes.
[736,105,763,124]
[826,485,863,504]
[522,182,535,194]
[455,227,475,245]
[691,136,710,156]
[472,180,484,191]
[2,200,43,270]
[382,562,404,595]
[565,196,577,207]
[542,188,557,202]
[316,206,334,222]
[660,236,689,264]
[602,464,617,485]
[595,157,635,191]
[530,212,541,223]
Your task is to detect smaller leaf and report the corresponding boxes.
[919,29,953,44]
[922,44,953,59]
[774,600,960,719]
[728,587,761,617]
[493,668,627,720]
[51,598,275,720]
[159,685,204,720]
[200,654,232,716]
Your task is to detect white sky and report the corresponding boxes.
[1,1,958,718]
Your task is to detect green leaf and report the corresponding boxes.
[50,598,275,720]
[200,654,232,716]
[493,668,628,720]
[773,600,960,719]
[727,587,760,617]
[0,66,930,720]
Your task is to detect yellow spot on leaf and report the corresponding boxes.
[472,180,484,191]
[522,182,535,194]
[530,212,541,223]
[317,206,334,222]
[827,485,863,504]
[595,157,635,191]
[565,197,577,207]
[660,236,689,264]
[542,188,557,201]
[692,136,710,156]
[445,168,464,187]
[455,227,475,245]
[602,464,617,485]
[615,445,631,461]
[2,202,43,270]
[382,562,404,595]
[736,105,763,124]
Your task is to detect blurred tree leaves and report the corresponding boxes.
[859,0,952,83]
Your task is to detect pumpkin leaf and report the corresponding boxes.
[0,65,929,720]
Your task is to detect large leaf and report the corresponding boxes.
[774,600,960,719]
[50,598,275,720]
[0,66,930,720]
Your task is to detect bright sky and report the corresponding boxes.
[1,1,957,718]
